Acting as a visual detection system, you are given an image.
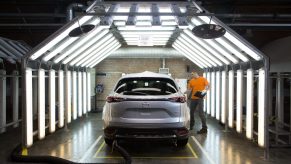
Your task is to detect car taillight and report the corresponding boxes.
[106,96,124,103]
[169,96,186,103]
[176,128,189,136]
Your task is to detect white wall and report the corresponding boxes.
[261,35,291,72]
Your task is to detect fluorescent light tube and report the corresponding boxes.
[78,72,82,117]
[175,40,211,67]
[88,44,122,68]
[211,72,216,117]
[180,34,222,66]
[25,68,33,147]
[30,16,93,60]
[172,45,204,68]
[172,43,206,68]
[216,37,249,62]
[74,36,116,66]
[82,72,87,114]
[72,71,77,120]
[206,72,211,114]
[38,69,45,139]
[65,71,72,123]
[246,69,254,139]
[184,29,230,65]
[215,71,221,120]
[258,69,266,147]
[87,42,121,67]
[87,72,91,112]
[53,27,107,63]
[221,71,227,124]
[228,70,234,128]
[80,40,119,67]
[43,37,78,61]
[49,70,56,133]
[58,70,64,128]
[62,31,111,64]
[236,70,243,133]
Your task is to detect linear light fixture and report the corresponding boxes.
[82,72,87,114]
[172,45,204,68]
[211,72,216,117]
[215,71,221,120]
[53,27,107,63]
[203,72,207,112]
[228,70,234,128]
[78,72,83,117]
[87,72,91,112]
[30,16,93,60]
[62,31,111,64]
[180,34,222,66]
[175,40,211,67]
[80,40,119,67]
[72,71,77,120]
[216,37,249,62]
[258,69,266,147]
[121,34,172,38]
[87,42,121,67]
[88,44,121,68]
[221,71,227,124]
[49,69,56,133]
[198,16,261,61]
[204,39,239,64]
[118,26,176,31]
[183,29,230,65]
[206,72,211,115]
[173,43,206,68]
[42,37,78,61]
[74,36,116,66]
[58,70,64,128]
[25,68,33,147]
[176,37,217,67]
[236,70,243,133]
[65,71,72,123]
[38,69,45,139]
[246,69,254,139]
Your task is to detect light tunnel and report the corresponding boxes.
[21,0,269,154]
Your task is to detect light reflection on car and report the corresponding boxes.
[102,71,190,147]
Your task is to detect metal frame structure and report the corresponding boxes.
[20,1,270,159]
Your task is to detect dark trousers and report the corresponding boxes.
[189,99,207,129]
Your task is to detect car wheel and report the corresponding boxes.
[104,138,114,146]
[177,138,188,147]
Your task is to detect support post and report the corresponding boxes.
[12,71,19,128]
[0,70,6,133]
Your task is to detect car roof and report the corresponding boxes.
[121,71,172,79]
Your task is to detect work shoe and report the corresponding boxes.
[197,128,207,134]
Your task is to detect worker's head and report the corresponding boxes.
[191,71,199,79]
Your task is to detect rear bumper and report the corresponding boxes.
[104,126,189,141]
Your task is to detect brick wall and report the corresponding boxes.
[94,58,202,109]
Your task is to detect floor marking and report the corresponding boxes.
[79,135,102,163]
[95,141,198,159]
[94,141,105,158]
[191,136,216,164]
[187,143,198,158]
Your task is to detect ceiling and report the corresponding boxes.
[0,0,291,49]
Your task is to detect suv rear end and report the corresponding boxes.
[102,72,190,147]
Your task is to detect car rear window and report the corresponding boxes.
[114,77,178,95]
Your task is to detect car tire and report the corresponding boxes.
[177,138,188,147]
[104,138,114,146]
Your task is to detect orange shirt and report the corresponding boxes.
[188,77,209,99]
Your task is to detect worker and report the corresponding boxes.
[187,71,210,134]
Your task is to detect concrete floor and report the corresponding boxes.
[1,113,291,163]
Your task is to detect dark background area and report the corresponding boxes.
[0,0,291,48]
